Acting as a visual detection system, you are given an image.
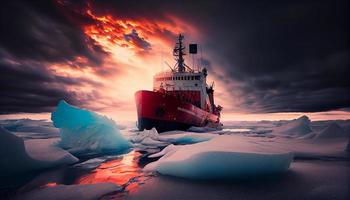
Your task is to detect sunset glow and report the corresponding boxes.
[0,0,348,121]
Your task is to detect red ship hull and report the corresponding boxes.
[135,90,219,132]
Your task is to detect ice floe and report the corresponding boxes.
[0,127,78,175]
[144,135,293,179]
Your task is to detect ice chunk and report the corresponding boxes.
[141,137,167,146]
[129,128,159,143]
[315,122,348,139]
[148,144,181,158]
[272,115,312,137]
[129,128,215,147]
[15,183,120,200]
[0,127,78,175]
[144,135,293,179]
[51,100,132,154]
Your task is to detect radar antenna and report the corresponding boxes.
[173,34,193,72]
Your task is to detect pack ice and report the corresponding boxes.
[144,135,293,179]
[51,100,132,154]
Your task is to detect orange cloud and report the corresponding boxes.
[54,3,200,116]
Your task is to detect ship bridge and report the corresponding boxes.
[153,70,207,109]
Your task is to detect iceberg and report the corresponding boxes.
[0,127,78,175]
[272,115,312,137]
[51,100,132,154]
[144,135,293,179]
[315,122,348,139]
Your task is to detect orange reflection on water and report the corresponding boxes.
[42,182,57,188]
[77,151,143,189]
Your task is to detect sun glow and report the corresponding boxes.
[77,7,199,115]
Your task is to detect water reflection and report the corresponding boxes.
[77,150,145,193]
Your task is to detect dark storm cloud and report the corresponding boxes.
[0,0,109,114]
[85,0,350,112]
[1,0,349,114]
[0,54,105,114]
[200,0,350,113]
[124,29,151,51]
[0,0,107,64]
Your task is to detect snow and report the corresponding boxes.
[51,100,132,154]
[15,183,120,200]
[0,127,78,175]
[314,122,348,139]
[272,115,312,137]
[144,135,293,179]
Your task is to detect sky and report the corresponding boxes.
[0,0,349,121]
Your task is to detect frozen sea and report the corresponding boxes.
[0,114,349,199]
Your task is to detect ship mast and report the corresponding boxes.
[173,34,190,72]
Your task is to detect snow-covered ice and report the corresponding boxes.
[0,114,349,199]
[143,116,349,179]
[51,100,132,154]
[0,127,78,175]
[314,122,348,139]
[144,135,294,179]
